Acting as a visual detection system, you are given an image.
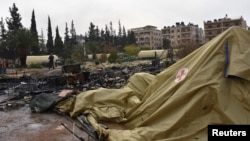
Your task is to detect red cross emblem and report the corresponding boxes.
[175,68,189,83]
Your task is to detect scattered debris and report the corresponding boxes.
[0,61,164,141]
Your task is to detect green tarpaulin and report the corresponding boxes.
[56,26,250,141]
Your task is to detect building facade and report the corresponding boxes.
[204,15,247,42]
[130,25,163,49]
[162,22,204,48]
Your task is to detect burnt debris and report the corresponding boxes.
[0,63,164,141]
[0,63,163,109]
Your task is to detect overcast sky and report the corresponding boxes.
[1,0,249,38]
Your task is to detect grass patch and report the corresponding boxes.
[29,63,43,68]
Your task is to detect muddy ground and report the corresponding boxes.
[0,67,93,141]
[0,95,92,141]
[0,62,156,141]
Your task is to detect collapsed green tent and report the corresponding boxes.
[56,26,250,141]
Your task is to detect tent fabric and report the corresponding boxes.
[17,55,59,66]
[29,93,64,112]
[56,26,250,141]
[137,50,168,59]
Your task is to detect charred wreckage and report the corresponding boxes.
[0,63,163,141]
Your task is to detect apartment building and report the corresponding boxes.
[162,22,204,48]
[130,25,163,49]
[204,15,247,42]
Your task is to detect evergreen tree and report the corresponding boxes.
[110,21,113,36]
[60,22,72,59]
[109,21,114,44]
[0,18,7,40]
[54,26,63,55]
[122,26,126,36]
[118,20,122,38]
[88,22,96,41]
[5,3,23,60]
[6,3,23,31]
[121,26,127,49]
[127,30,136,45]
[100,29,105,42]
[39,29,46,54]
[99,28,106,52]
[95,26,100,42]
[116,20,123,51]
[46,16,53,54]
[30,9,39,55]
[70,20,77,46]
[64,22,70,48]
[0,18,7,57]
[14,28,33,67]
[163,38,171,49]
[104,24,110,43]
[86,22,99,59]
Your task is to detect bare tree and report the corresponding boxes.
[175,41,200,59]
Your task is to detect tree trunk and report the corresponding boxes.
[19,48,28,68]
[20,56,27,68]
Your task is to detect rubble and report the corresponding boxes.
[0,61,164,141]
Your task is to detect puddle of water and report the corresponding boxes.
[26,123,43,129]
[0,126,8,132]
